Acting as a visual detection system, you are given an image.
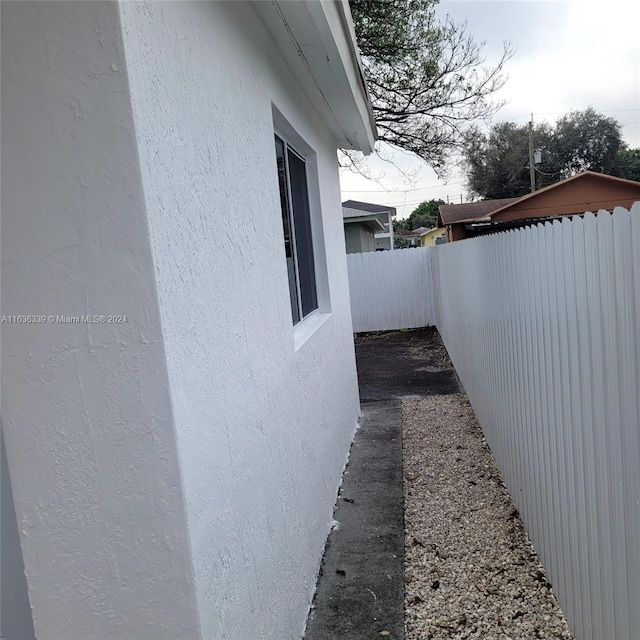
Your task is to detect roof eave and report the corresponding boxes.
[487,171,640,220]
[342,214,385,231]
[342,201,396,216]
[253,1,377,154]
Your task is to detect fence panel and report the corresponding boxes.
[346,247,434,332]
[431,203,640,640]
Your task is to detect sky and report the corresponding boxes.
[340,0,640,219]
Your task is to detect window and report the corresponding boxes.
[275,134,318,324]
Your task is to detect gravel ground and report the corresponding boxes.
[403,394,574,640]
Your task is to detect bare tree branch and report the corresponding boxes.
[346,1,514,176]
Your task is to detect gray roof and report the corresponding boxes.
[342,200,396,216]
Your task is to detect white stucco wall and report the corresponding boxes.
[118,2,361,638]
[1,3,201,638]
[3,2,361,638]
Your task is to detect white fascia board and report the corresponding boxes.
[311,0,377,151]
[343,214,385,231]
[254,1,376,153]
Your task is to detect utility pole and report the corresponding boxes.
[529,113,536,193]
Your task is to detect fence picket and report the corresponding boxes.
[346,204,639,638]
[346,247,435,332]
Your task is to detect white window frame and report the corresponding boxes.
[272,107,331,349]
[275,134,318,324]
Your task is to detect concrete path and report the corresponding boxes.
[355,328,460,402]
[304,328,461,640]
[304,401,404,640]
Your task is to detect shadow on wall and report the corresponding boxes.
[1,427,36,640]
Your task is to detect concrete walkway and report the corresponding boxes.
[354,328,460,402]
[304,401,404,640]
[304,328,461,640]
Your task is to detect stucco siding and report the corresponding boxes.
[420,229,446,247]
[3,1,362,638]
[1,3,201,639]
[119,2,360,639]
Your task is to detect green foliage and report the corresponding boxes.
[394,218,412,232]
[552,108,622,175]
[394,198,444,232]
[393,236,412,249]
[407,199,443,228]
[349,0,513,172]
[463,108,625,199]
[463,122,553,198]
[610,148,640,182]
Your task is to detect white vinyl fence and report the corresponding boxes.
[432,205,640,640]
[346,247,435,332]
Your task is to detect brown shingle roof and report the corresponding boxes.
[485,171,640,220]
[439,172,640,228]
[438,198,520,226]
[395,228,418,237]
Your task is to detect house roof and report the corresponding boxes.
[419,227,445,237]
[485,171,640,222]
[440,172,640,229]
[437,198,519,227]
[342,200,397,216]
[395,228,422,238]
[254,1,377,153]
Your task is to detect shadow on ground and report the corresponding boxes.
[304,328,458,640]
[355,327,461,401]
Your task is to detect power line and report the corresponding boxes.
[381,194,474,208]
[341,181,466,194]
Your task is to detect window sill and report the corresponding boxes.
[293,311,331,351]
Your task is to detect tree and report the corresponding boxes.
[393,235,412,249]
[610,148,640,182]
[464,122,533,199]
[551,107,622,175]
[410,199,444,228]
[348,0,513,173]
[394,199,443,233]
[463,121,558,199]
[463,108,625,199]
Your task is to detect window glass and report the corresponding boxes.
[275,136,300,323]
[287,148,317,317]
[274,135,318,323]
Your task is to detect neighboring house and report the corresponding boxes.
[437,197,520,242]
[2,3,376,640]
[342,208,386,254]
[395,227,424,247]
[438,172,640,242]
[342,200,396,250]
[419,226,447,246]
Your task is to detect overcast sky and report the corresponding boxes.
[340,0,640,218]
